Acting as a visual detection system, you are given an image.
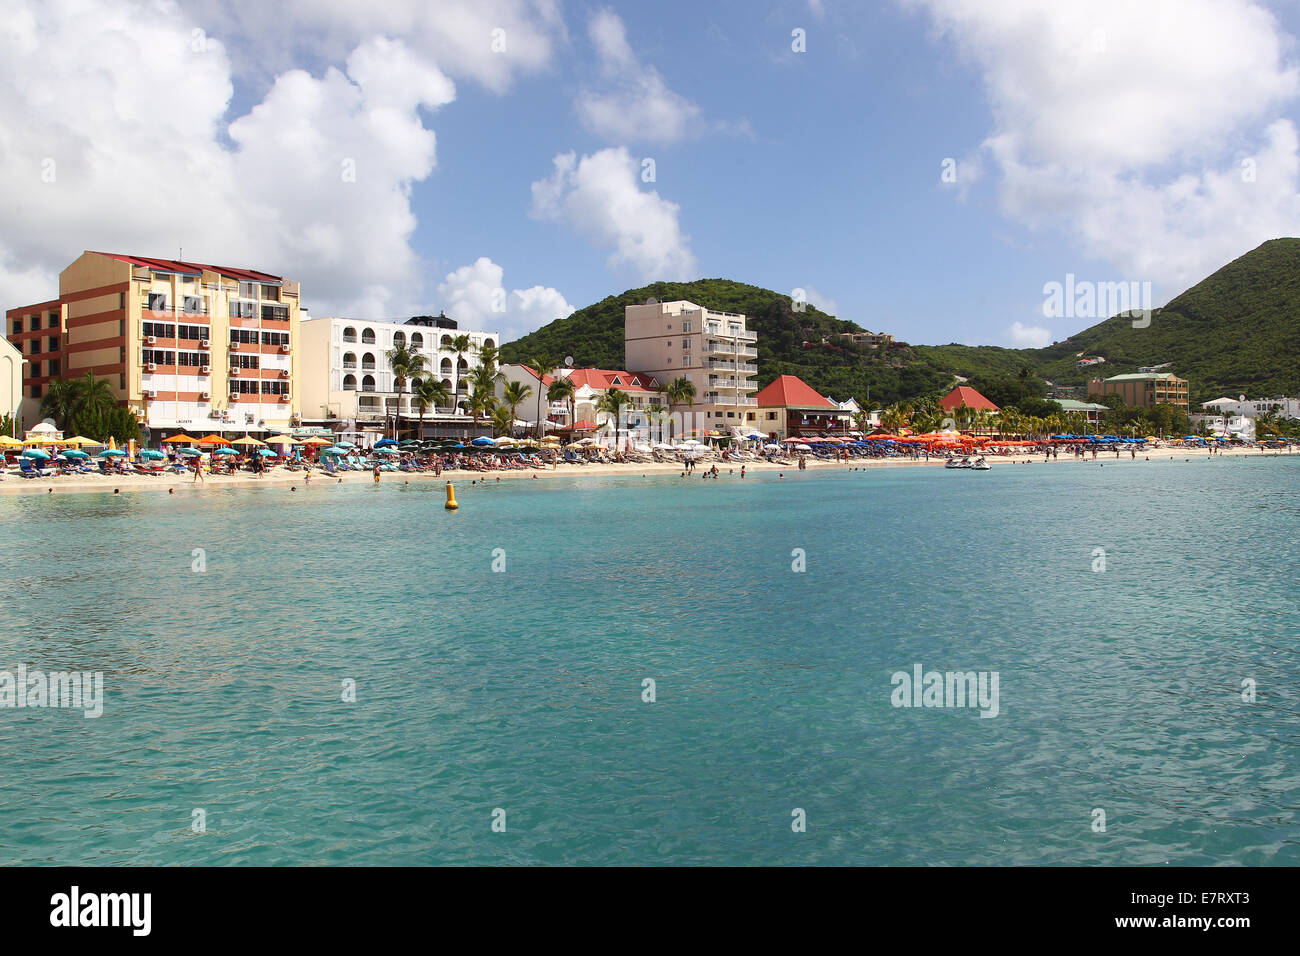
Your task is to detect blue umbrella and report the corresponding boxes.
[177,447,203,456]
[62,449,89,459]
[257,448,278,457]
[322,446,348,455]
[212,447,239,456]
[98,448,126,458]
[22,449,51,460]
[374,438,397,448]
[140,449,165,460]
[471,437,495,446]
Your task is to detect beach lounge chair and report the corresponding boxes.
[18,458,40,478]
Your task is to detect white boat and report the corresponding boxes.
[971,457,991,470]
[945,457,972,469]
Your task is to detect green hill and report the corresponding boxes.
[499,240,1300,408]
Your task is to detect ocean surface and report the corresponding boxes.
[1,456,1297,866]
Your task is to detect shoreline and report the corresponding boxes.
[0,445,1291,496]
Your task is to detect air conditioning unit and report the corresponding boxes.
[200,390,210,400]
[144,389,157,399]
[146,362,157,371]
[230,341,240,351]
[280,368,289,377]
[146,335,157,345]
[230,367,240,376]
[229,392,240,402]
[199,340,210,349]
[279,393,290,402]
[280,344,291,353]
[200,365,211,375]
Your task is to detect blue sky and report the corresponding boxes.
[5,0,1300,348]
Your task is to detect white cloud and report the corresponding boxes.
[576,9,704,143]
[798,285,841,317]
[530,148,697,282]
[437,256,574,342]
[906,0,1300,291]
[1005,321,1052,348]
[0,1,463,319]
[180,0,565,94]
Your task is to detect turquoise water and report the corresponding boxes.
[1,456,1297,865]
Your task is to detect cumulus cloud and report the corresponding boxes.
[1005,321,1052,348]
[905,0,1300,291]
[437,257,574,341]
[180,0,565,94]
[0,1,468,318]
[530,147,697,282]
[575,9,704,143]
[797,285,841,317]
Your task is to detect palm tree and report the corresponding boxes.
[449,334,472,414]
[412,378,451,439]
[547,377,575,430]
[468,385,497,425]
[645,403,667,443]
[39,377,81,429]
[76,371,115,421]
[526,356,557,437]
[477,341,499,372]
[502,380,532,435]
[491,404,513,438]
[385,342,427,438]
[665,376,696,439]
[597,388,630,451]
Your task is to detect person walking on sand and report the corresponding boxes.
[192,457,204,484]
[373,463,381,484]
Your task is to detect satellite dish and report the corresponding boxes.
[565,356,574,367]
[645,297,658,305]
[1239,395,1246,402]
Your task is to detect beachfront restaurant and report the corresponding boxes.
[755,375,850,440]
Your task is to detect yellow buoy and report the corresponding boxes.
[444,481,458,511]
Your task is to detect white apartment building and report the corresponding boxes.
[624,299,759,433]
[1201,396,1300,420]
[299,316,497,433]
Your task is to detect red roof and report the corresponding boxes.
[565,369,661,392]
[89,252,284,284]
[938,386,999,412]
[754,375,836,409]
[516,364,555,387]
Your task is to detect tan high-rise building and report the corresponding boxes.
[5,252,302,441]
[624,299,759,434]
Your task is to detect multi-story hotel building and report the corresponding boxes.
[624,299,760,433]
[1088,372,1189,413]
[5,251,302,441]
[298,315,498,437]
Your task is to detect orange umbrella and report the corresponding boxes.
[162,433,200,444]
[196,434,231,445]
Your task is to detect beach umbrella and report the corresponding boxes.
[375,446,400,455]
[256,448,278,457]
[22,449,51,459]
[231,436,265,447]
[795,444,812,451]
[161,433,200,444]
[177,447,203,456]
[0,435,23,447]
[374,438,398,448]
[22,436,59,445]
[471,437,495,447]
[196,434,231,445]
[299,436,333,446]
[140,449,166,460]
[212,447,239,456]
[59,435,100,446]
[98,448,126,458]
[321,446,347,455]
[62,449,89,459]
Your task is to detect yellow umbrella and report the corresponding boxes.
[230,436,265,446]
[22,436,58,445]
[268,434,301,444]
[0,435,23,447]
[298,436,333,445]
[60,435,100,446]
[108,435,117,451]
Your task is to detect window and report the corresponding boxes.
[119,319,126,336]
[230,354,260,369]
[47,359,59,377]
[392,331,406,348]
[28,315,39,331]
[258,331,289,347]
[342,326,357,343]
[682,320,692,332]
[766,412,777,420]
[146,292,167,311]
[260,304,288,322]
[361,374,376,392]
[361,353,376,370]
[183,295,203,314]
[361,329,375,344]
[30,383,40,398]
[119,292,126,310]
[30,339,40,354]
[239,281,258,300]
[342,352,357,368]
[343,374,356,390]
[47,312,58,328]
[260,380,288,395]
[47,336,58,352]
[261,284,280,302]
[482,339,494,349]
[666,341,673,348]
[440,358,452,373]
[440,335,453,347]
[11,319,20,335]
[229,300,256,319]
[119,373,125,389]
[410,333,423,348]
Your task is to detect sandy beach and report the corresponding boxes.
[0,445,1291,496]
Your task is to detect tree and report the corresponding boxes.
[468,385,497,424]
[645,403,667,443]
[385,342,427,438]
[449,334,473,414]
[665,376,696,438]
[491,404,513,438]
[412,378,451,438]
[597,388,630,451]
[502,380,532,435]
[547,377,575,430]
[525,356,556,437]
[39,377,80,428]
[477,341,499,372]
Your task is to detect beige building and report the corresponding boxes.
[1088,372,1189,413]
[0,336,24,433]
[6,251,303,441]
[624,299,759,434]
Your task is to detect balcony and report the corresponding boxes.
[704,341,736,353]
[738,346,757,357]
[709,378,739,389]
[707,360,736,370]
[738,363,757,373]
[342,361,357,370]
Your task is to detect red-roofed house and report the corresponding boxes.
[564,368,667,445]
[755,374,849,438]
[938,385,999,414]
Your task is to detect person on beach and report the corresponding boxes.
[373,463,381,484]
[741,465,746,478]
[304,467,311,485]
[192,458,204,484]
